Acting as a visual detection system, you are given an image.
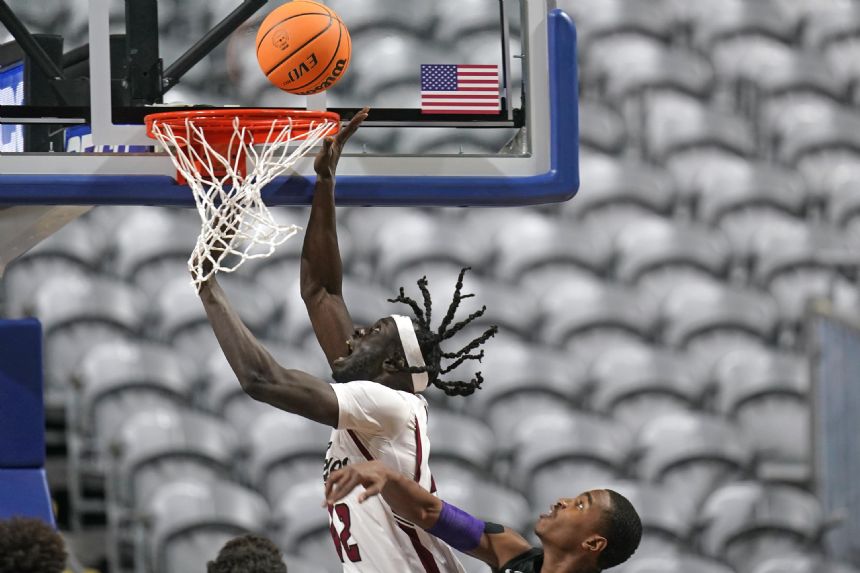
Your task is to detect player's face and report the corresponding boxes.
[534,490,609,550]
[331,318,398,383]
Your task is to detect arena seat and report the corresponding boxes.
[617,555,737,573]
[273,479,332,558]
[243,410,331,504]
[598,480,696,557]
[684,0,800,49]
[713,349,811,482]
[556,0,675,50]
[690,158,807,226]
[108,408,238,512]
[698,482,825,570]
[635,413,753,513]
[644,93,757,164]
[326,0,435,36]
[33,275,148,411]
[68,340,195,526]
[487,209,612,283]
[282,553,333,573]
[578,99,629,155]
[438,476,531,533]
[23,216,105,269]
[426,409,495,475]
[585,37,714,106]
[142,479,270,573]
[561,152,677,221]
[434,0,505,42]
[539,274,657,352]
[658,277,779,349]
[751,553,860,573]
[110,209,200,295]
[613,219,731,286]
[510,410,633,502]
[588,343,702,433]
[3,259,93,319]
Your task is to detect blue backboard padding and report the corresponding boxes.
[0,319,45,467]
[0,468,55,527]
[0,10,579,207]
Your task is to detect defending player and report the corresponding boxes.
[325,461,642,573]
[197,108,497,572]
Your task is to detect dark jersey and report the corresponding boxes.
[493,547,544,573]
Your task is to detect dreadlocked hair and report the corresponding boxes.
[387,267,498,397]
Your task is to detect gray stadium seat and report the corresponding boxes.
[698,482,825,571]
[714,349,811,482]
[244,410,332,503]
[539,274,656,353]
[437,476,531,533]
[68,340,195,527]
[597,480,696,558]
[556,0,675,50]
[108,408,238,511]
[33,275,148,410]
[152,274,279,345]
[635,413,753,513]
[644,93,757,164]
[142,479,270,573]
[374,216,494,284]
[617,555,736,573]
[771,103,860,167]
[110,209,199,295]
[588,343,702,433]
[690,157,807,226]
[282,553,333,573]
[23,215,105,268]
[752,553,860,573]
[434,0,504,42]
[511,410,633,505]
[579,99,629,155]
[485,209,612,283]
[427,409,495,475]
[326,0,435,36]
[3,258,93,319]
[585,37,714,106]
[613,219,731,287]
[684,0,800,48]
[561,152,677,221]
[273,479,335,567]
[658,277,779,349]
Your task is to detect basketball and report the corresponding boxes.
[255,0,351,95]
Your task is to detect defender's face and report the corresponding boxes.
[331,318,398,383]
[534,490,610,548]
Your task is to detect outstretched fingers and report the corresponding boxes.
[336,107,369,145]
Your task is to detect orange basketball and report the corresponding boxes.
[256,0,351,95]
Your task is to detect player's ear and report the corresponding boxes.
[582,535,606,554]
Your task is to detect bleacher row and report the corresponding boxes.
[1,0,860,571]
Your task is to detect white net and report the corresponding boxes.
[148,113,337,289]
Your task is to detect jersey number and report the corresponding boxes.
[328,503,362,563]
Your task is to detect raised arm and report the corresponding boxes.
[198,276,338,427]
[300,108,369,365]
[325,461,533,568]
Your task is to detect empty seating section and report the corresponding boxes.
[2,0,860,571]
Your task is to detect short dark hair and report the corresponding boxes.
[597,490,642,570]
[206,534,287,573]
[0,517,67,573]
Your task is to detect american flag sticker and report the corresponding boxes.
[420,64,500,114]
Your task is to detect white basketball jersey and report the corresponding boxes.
[324,380,466,573]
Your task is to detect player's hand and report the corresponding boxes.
[324,460,390,505]
[314,107,369,180]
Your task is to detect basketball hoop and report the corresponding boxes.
[145,108,340,289]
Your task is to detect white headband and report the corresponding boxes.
[390,314,429,392]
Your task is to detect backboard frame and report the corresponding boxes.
[0,1,579,207]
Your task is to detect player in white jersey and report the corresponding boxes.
[196,108,497,572]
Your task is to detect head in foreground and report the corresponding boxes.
[330,267,497,396]
[535,489,642,571]
[0,516,67,573]
[207,534,287,573]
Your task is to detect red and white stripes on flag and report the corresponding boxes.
[420,64,500,114]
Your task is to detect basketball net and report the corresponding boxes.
[146,111,338,290]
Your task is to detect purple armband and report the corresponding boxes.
[427,501,485,552]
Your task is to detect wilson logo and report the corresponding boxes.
[297,58,347,94]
